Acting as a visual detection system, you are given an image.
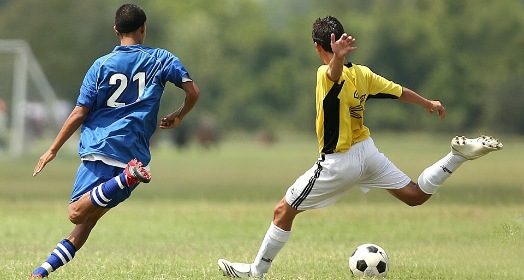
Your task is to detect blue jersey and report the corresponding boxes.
[76,44,190,166]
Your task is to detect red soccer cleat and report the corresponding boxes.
[124,159,152,186]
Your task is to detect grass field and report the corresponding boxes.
[0,132,523,279]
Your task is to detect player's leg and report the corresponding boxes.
[70,159,151,223]
[67,202,110,248]
[68,188,104,224]
[416,135,502,195]
[387,181,431,206]
[219,153,358,278]
[30,207,109,279]
[387,135,503,204]
[252,198,301,274]
[30,159,151,278]
[218,198,300,278]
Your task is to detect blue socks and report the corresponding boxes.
[90,173,127,207]
[32,239,76,277]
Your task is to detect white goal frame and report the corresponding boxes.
[0,40,62,156]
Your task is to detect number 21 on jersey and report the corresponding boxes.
[106,72,145,108]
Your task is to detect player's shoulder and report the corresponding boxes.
[349,63,377,79]
[317,64,329,72]
[141,46,175,57]
[350,63,371,72]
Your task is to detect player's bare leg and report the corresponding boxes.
[388,182,431,206]
[67,206,109,249]
[272,197,302,231]
[68,191,106,224]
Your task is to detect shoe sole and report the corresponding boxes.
[129,165,151,183]
[451,135,503,160]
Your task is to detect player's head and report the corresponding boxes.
[312,16,345,53]
[114,3,147,34]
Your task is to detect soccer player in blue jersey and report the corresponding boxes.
[217,16,502,278]
[30,4,200,278]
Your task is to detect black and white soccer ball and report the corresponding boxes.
[348,243,389,278]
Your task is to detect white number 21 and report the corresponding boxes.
[107,72,146,108]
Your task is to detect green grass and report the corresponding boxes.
[0,132,523,279]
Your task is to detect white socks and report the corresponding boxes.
[251,222,291,276]
[418,152,468,194]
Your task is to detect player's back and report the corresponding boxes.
[78,44,187,165]
[94,45,170,108]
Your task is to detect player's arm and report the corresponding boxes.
[398,87,445,119]
[33,106,89,176]
[327,33,357,82]
[159,81,200,129]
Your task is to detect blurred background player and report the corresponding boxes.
[217,15,502,278]
[30,4,200,278]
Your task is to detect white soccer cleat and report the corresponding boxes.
[451,135,503,160]
[217,259,262,279]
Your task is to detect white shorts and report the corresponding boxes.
[285,137,411,210]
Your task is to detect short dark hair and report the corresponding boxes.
[115,3,147,33]
[312,16,345,53]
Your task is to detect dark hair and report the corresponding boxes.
[312,16,345,53]
[115,4,147,33]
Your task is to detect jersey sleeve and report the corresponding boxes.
[163,52,191,89]
[76,62,99,109]
[361,66,402,98]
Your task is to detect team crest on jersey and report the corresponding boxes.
[349,91,366,119]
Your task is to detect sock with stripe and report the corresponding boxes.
[90,173,127,207]
[32,239,76,277]
[251,222,291,276]
[418,152,467,194]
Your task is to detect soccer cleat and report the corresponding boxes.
[124,159,152,186]
[217,259,263,279]
[29,274,46,279]
[451,135,503,160]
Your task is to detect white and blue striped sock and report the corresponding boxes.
[32,239,76,277]
[89,174,126,207]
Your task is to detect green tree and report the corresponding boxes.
[0,0,522,135]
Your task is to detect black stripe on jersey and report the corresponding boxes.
[291,159,324,209]
[321,81,345,154]
[366,92,399,100]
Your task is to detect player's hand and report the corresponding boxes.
[33,150,56,177]
[426,100,446,119]
[159,112,183,129]
[331,33,357,59]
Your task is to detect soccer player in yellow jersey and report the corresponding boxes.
[218,16,502,278]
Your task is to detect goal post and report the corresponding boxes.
[0,40,63,156]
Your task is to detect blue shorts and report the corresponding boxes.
[71,160,138,208]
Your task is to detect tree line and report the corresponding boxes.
[0,0,522,135]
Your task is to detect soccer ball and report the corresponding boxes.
[348,243,389,278]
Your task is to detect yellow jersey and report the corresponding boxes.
[315,63,402,154]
